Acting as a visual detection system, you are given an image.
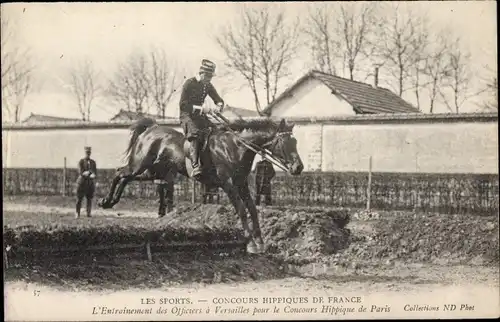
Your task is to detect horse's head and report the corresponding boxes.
[265,119,304,175]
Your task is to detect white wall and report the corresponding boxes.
[270,78,356,117]
[4,126,183,169]
[321,121,498,173]
[3,118,498,174]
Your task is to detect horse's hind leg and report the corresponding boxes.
[238,180,265,253]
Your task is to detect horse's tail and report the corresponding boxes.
[123,117,157,163]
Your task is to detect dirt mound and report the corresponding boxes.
[5,253,289,291]
[341,212,499,265]
[163,205,351,262]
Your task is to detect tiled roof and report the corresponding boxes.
[263,70,420,115]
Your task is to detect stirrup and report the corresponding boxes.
[191,166,202,178]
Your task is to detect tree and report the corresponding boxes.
[479,69,498,112]
[148,47,182,118]
[65,58,101,121]
[1,17,34,123]
[304,2,379,80]
[422,31,451,113]
[215,4,300,114]
[372,4,430,97]
[107,51,150,114]
[439,37,475,113]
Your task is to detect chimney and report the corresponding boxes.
[374,66,379,88]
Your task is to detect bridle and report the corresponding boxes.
[211,111,291,172]
[262,131,294,167]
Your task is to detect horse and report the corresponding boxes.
[97,116,304,253]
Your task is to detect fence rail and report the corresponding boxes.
[2,168,499,215]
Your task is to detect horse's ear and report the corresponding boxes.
[278,119,287,131]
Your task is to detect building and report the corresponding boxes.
[2,72,496,174]
[22,113,82,124]
[109,109,176,121]
[263,70,420,117]
[221,106,259,119]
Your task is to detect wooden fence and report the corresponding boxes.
[2,168,498,215]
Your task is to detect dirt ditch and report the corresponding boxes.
[3,196,499,291]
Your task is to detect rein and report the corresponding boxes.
[211,111,290,172]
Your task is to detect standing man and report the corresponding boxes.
[255,159,276,206]
[179,59,225,179]
[75,146,97,218]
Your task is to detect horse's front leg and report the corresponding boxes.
[220,179,257,254]
[238,180,265,253]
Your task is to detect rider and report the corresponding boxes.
[179,59,225,179]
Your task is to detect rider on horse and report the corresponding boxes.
[179,59,225,179]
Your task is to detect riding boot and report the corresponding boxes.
[86,198,92,217]
[75,196,83,218]
[190,139,202,178]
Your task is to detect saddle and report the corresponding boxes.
[183,128,213,178]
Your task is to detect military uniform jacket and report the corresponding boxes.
[179,77,224,121]
[76,158,97,186]
[255,160,276,194]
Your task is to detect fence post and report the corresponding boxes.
[62,157,67,197]
[366,156,373,211]
[191,179,196,204]
[145,241,152,261]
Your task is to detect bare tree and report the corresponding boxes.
[1,17,34,122]
[304,2,379,80]
[148,47,182,118]
[65,58,101,121]
[422,32,451,113]
[303,3,339,75]
[437,37,476,114]
[108,51,150,114]
[478,68,498,112]
[372,4,430,97]
[215,4,300,114]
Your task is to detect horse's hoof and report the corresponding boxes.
[246,242,259,254]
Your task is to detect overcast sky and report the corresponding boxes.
[2,1,497,121]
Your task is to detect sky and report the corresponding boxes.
[2,1,497,122]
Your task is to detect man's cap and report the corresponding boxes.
[199,59,216,76]
[84,146,92,152]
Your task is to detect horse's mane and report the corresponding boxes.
[226,118,279,133]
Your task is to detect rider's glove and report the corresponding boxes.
[90,173,96,179]
[216,102,225,112]
[193,105,202,113]
[82,171,90,176]
[201,105,212,114]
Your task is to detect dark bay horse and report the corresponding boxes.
[98,117,304,253]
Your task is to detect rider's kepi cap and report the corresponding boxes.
[84,146,92,152]
[199,59,216,76]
